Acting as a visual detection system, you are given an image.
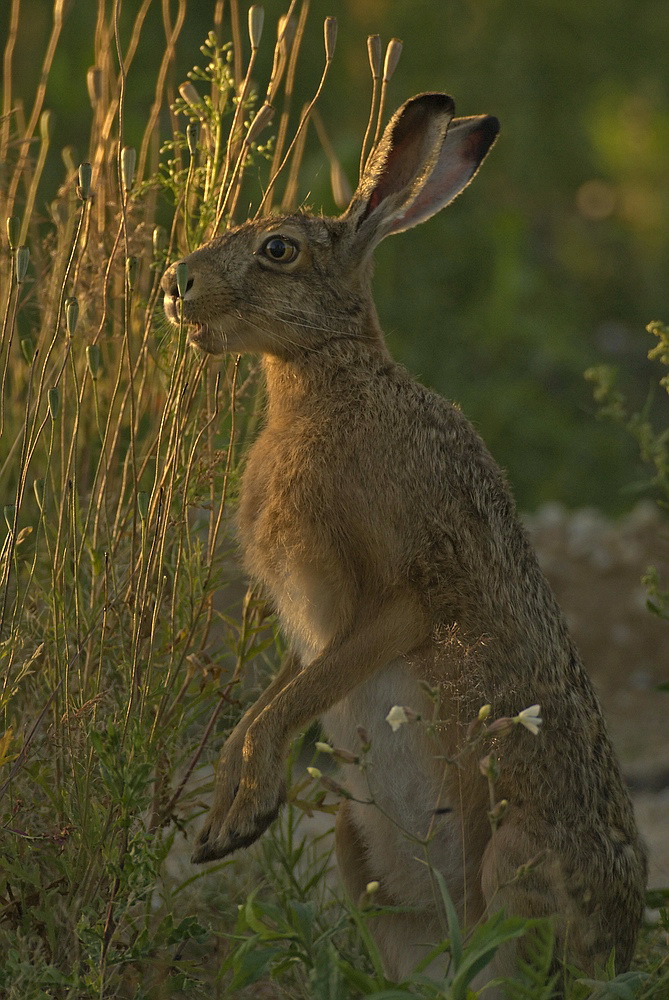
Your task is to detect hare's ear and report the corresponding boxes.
[343,93,499,255]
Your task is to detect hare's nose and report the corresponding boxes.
[161,263,195,299]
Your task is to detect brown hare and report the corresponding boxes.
[162,93,646,987]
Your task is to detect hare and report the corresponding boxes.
[162,93,646,987]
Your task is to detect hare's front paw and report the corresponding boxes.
[193,761,285,862]
[192,728,285,863]
[191,739,244,863]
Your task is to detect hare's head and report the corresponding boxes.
[162,93,499,358]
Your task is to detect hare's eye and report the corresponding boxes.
[260,236,299,263]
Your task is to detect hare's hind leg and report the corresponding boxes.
[335,800,450,983]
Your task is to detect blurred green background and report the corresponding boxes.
[3,0,669,511]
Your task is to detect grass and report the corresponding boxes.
[0,1,667,997]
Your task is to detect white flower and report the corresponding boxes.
[385,705,409,732]
[306,766,322,779]
[514,704,543,735]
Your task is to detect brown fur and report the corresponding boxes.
[162,93,646,985]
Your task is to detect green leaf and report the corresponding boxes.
[228,941,283,991]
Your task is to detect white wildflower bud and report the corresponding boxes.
[324,17,337,61]
[121,146,136,191]
[306,766,322,780]
[488,798,508,823]
[15,246,30,284]
[365,880,380,895]
[179,81,203,113]
[478,704,492,722]
[367,34,382,78]
[382,38,403,83]
[248,5,264,49]
[315,741,334,754]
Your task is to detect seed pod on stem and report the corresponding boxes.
[65,297,79,336]
[86,344,101,379]
[15,246,30,283]
[121,146,136,191]
[367,34,382,78]
[6,216,20,250]
[48,387,60,420]
[382,38,403,82]
[248,5,264,49]
[176,261,190,299]
[324,17,337,62]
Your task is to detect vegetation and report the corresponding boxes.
[0,1,666,998]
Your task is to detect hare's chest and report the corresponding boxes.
[239,461,353,662]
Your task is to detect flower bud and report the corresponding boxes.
[479,754,499,781]
[176,261,189,298]
[488,798,509,824]
[248,5,264,48]
[486,716,514,738]
[367,34,382,78]
[86,344,101,379]
[121,146,136,191]
[382,38,403,83]
[48,387,60,420]
[306,766,322,780]
[314,741,334,755]
[324,17,337,61]
[179,82,202,113]
[20,337,35,364]
[6,216,20,250]
[78,162,92,200]
[65,296,79,337]
[16,246,30,283]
